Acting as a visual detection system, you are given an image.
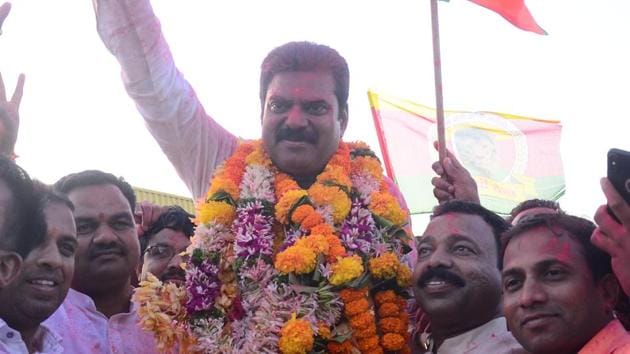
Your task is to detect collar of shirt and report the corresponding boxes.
[0,318,63,354]
[579,319,630,354]
[434,317,526,354]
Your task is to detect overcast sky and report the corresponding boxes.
[1,0,629,233]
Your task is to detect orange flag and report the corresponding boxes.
[468,0,546,35]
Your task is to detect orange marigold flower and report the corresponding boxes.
[347,141,370,151]
[275,173,300,200]
[325,234,346,262]
[279,313,314,354]
[368,252,400,279]
[308,184,351,224]
[344,298,369,317]
[353,322,377,339]
[329,255,364,286]
[317,322,332,340]
[381,333,406,351]
[327,340,355,354]
[207,177,240,201]
[351,156,382,180]
[398,346,412,354]
[300,212,324,231]
[310,223,335,236]
[396,264,413,287]
[195,200,235,226]
[244,143,271,166]
[379,317,406,335]
[339,287,368,303]
[377,302,401,318]
[295,234,329,255]
[274,245,317,275]
[290,204,316,225]
[364,348,384,354]
[357,336,380,352]
[328,142,351,174]
[349,312,374,330]
[369,191,407,225]
[374,290,397,306]
[275,190,308,224]
[317,165,352,189]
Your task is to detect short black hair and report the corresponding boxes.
[260,41,350,113]
[139,205,195,256]
[54,170,136,212]
[500,213,610,281]
[33,181,74,212]
[0,157,45,258]
[432,200,510,266]
[506,198,562,224]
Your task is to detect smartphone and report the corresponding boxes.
[607,148,630,206]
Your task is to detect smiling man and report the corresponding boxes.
[45,170,161,353]
[412,200,525,353]
[0,183,75,354]
[501,213,630,354]
[139,205,194,286]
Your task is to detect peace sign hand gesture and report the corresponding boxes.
[0,72,25,158]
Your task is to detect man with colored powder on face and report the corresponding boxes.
[0,158,59,354]
[138,205,194,286]
[412,200,526,353]
[0,183,76,354]
[501,213,630,354]
[92,1,414,351]
[44,170,163,353]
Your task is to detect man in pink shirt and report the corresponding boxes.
[45,170,161,354]
[502,213,630,354]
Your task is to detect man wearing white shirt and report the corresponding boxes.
[0,162,67,354]
[46,170,160,354]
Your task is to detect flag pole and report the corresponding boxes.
[430,0,446,161]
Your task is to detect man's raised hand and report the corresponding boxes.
[0,72,25,158]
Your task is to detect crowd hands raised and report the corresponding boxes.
[2,1,630,353]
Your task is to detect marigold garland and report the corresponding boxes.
[278,313,315,354]
[143,139,414,352]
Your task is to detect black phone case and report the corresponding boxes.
[607,148,630,205]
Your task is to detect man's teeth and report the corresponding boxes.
[427,280,446,286]
[31,279,55,286]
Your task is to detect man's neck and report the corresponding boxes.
[76,281,133,318]
[431,312,502,350]
[293,175,316,189]
[20,325,42,354]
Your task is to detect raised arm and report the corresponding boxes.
[92,0,238,200]
[592,177,630,296]
[431,141,480,204]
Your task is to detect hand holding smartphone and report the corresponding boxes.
[607,148,630,221]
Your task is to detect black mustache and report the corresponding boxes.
[161,268,186,281]
[418,267,466,288]
[89,243,125,258]
[276,128,317,144]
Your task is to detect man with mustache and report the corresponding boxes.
[412,200,526,353]
[139,205,194,286]
[502,213,630,354]
[45,170,161,353]
[0,183,75,354]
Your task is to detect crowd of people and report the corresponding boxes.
[2,0,630,353]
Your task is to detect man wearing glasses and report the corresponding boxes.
[139,206,194,287]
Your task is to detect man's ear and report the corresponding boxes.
[599,273,620,314]
[0,251,22,288]
[339,106,349,137]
